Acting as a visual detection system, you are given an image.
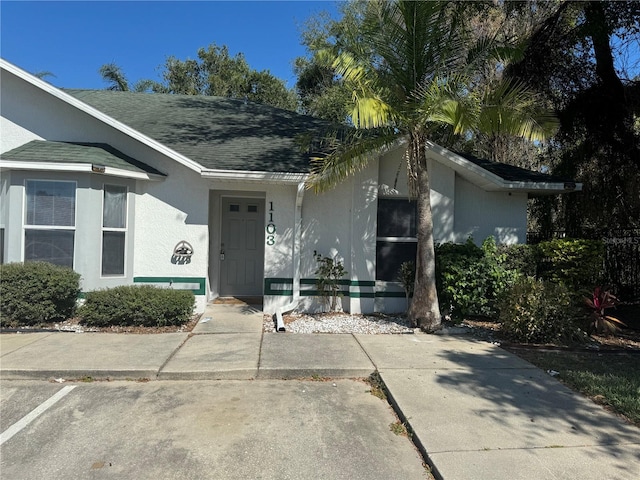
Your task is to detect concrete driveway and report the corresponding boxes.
[0,379,431,480]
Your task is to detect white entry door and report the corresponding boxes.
[220,198,265,296]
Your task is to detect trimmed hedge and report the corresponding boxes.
[78,285,195,327]
[435,237,517,320]
[536,238,605,291]
[0,262,81,327]
[498,276,585,345]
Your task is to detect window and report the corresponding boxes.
[24,180,76,268]
[102,185,127,276]
[376,198,417,281]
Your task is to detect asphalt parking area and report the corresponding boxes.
[0,379,430,480]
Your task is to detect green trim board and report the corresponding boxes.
[133,276,206,295]
[264,277,293,296]
[264,277,392,299]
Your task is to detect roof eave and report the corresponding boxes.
[0,160,165,181]
[0,59,203,174]
[201,169,309,184]
[426,141,508,187]
[425,140,582,194]
[488,181,583,194]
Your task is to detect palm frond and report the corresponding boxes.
[99,63,129,91]
[414,75,481,135]
[306,130,401,193]
[478,78,559,141]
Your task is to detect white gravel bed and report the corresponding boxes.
[263,312,416,334]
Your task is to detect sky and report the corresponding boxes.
[0,0,341,90]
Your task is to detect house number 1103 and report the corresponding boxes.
[266,201,276,245]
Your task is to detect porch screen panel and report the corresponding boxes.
[102,185,127,276]
[24,180,76,268]
[376,198,417,282]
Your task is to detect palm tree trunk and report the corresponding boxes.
[407,134,442,331]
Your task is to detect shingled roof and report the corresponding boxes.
[65,89,329,173]
[0,140,165,177]
[455,151,575,184]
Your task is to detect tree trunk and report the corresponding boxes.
[407,134,442,332]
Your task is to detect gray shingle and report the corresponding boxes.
[455,151,574,184]
[0,141,165,176]
[65,90,329,173]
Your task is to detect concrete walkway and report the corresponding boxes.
[1,303,639,479]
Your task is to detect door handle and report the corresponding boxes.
[220,243,225,261]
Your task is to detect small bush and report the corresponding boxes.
[498,243,538,278]
[79,285,195,327]
[498,277,584,345]
[435,237,518,320]
[537,238,605,290]
[315,253,348,312]
[0,262,81,327]
[396,261,415,309]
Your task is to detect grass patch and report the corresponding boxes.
[513,350,640,426]
[389,420,411,437]
[364,372,387,400]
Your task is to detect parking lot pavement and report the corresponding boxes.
[0,380,432,480]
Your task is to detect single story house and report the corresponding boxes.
[0,59,581,314]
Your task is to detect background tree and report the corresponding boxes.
[99,44,298,111]
[160,44,298,110]
[507,1,640,234]
[98,63,164,92]
[99,63,130,91]
[305,0,556,331]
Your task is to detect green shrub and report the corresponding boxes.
[0,262,81,326]
[498,243,539,278]
[498,276,584,345]
[315,253,348,312]
[79,285,195,327]
[396,260,415,308]
[536,238,605,291]
[435,237,518,320]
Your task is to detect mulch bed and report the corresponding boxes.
[1,315,200,334]
[461,317,640,352]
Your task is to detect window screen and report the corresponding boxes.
[377,198,416,237]
[103,185,127,228]
[25,229,75,268]
[376,198,417,281]
[26,180,75,227]
[102,185,127,276]
[24,180,76,268]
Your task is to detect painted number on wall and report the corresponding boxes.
[266,201,276,245]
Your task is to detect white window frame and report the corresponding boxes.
[100,183,128,277]
[23,179,77,268]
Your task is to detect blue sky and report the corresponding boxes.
[1,0,341,89]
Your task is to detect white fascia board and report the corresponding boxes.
[0,160,163,181]
[201,169,309,184]
[425,140,581,194]
[487,181,583,193]
[426,141,506,187]
[0,59,203,174]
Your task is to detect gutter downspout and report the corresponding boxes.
[274,181,305,331]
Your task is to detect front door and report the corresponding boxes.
[220,197,265,296]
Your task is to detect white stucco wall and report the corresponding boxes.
[454,175,528,245]
[377,149,456,243]
[2,63,535,319]
[0,67,213,312]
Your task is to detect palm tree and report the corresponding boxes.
[99,63,129,91]
[306,0,556,331]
